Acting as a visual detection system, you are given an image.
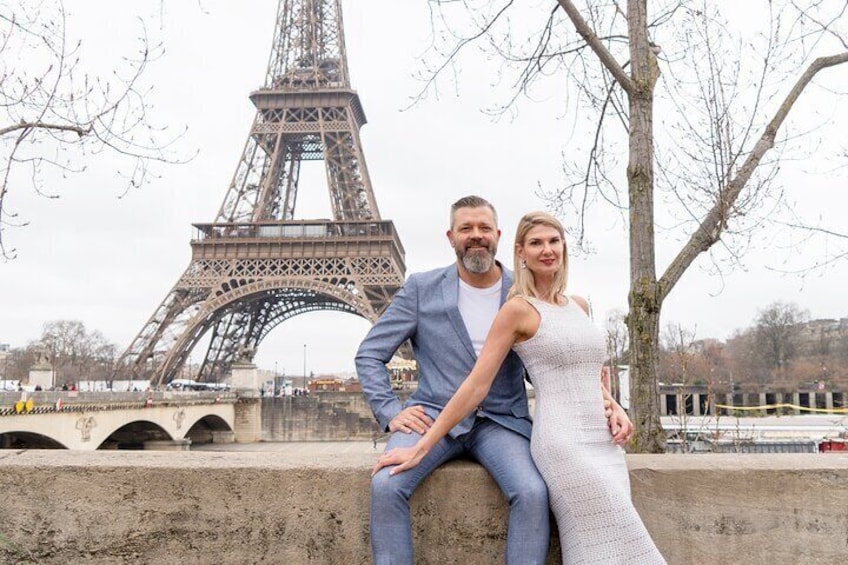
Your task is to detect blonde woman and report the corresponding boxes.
[373,212,665,564]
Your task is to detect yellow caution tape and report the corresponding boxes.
[715,403,848,414]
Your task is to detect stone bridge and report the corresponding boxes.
[0,392,256,450]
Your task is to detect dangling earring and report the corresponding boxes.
[520,260,527,269]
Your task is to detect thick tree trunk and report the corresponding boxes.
[627,286,665,452]
[626,0,665,452]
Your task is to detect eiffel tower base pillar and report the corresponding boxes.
[234,398,262,444]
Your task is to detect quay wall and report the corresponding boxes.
[259,393,380,441]
[259,391,415,441]
[0,451,846,564]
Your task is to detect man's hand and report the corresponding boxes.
[600,366,632,445]
[604,398,614,420]
[388,405,433,435]
[605,400,633,445]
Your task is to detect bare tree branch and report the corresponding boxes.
[410,0,517,106]
[555,0,635,95]
[659,51,848,302]
[0,121,92,138]
[778,222,848,240]
[0,2,191,260]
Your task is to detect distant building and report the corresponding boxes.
[658,382,846,417]
[307,377,362,393]
[387,356,418,384]
[798,318,842,341]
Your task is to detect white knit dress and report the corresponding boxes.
[513,298,665,565]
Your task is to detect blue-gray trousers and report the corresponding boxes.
[369,418,550,565]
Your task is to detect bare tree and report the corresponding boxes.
[0,1,187,259]
[40,319,117,384]
[604,308,628,401]
[754,301,808,375]
[422,0,848,451]
[0,344,35,382]
[839,323,848,365]
[659,322,711,452]
[660,323,698,383]
[723,329,758,388]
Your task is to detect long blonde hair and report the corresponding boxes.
[507,211,569,301]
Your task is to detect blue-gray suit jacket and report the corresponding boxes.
[355,263,531,440]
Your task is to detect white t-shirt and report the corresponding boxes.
[458,278,503,356]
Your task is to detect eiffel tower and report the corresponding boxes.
[118,0,406,385]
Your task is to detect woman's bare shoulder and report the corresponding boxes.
[502,295,541,340]
[569,295,590,315]
[503,295,537,313]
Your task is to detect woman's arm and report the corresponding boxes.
[372,298,536,476]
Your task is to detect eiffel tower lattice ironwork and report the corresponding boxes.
[118,0,406,385]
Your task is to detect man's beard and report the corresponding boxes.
[458,243,496,274]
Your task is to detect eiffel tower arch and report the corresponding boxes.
[117,0,406,385]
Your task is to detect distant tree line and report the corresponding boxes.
[3,305,847,392]
[640,302,848,392]
[2,320,117,385]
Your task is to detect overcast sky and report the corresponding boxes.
[1,1,846,377]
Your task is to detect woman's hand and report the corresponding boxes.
[371,445,428,476]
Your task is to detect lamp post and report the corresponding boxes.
[303,344,307,392]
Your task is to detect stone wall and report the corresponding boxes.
[260,393,382,441]
[0,451,846,564]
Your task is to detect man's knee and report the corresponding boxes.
[517,472,549,509]
[370,468,407,504]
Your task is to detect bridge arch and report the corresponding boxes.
[0,431,67,449]
[184,414,232,445]
[98,420,174,450]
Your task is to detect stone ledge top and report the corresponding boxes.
[1,445,847,471]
